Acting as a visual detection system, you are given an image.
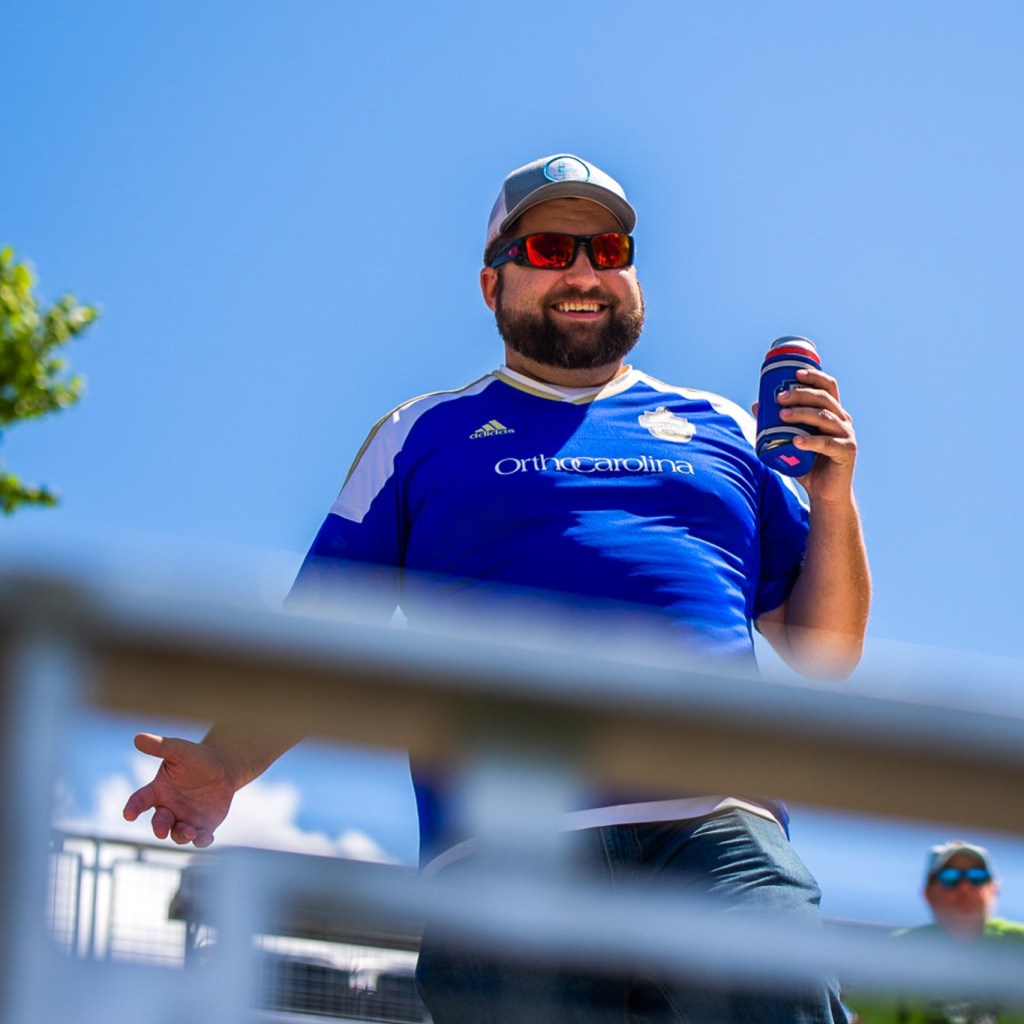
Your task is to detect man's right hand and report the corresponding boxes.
[122,733,236,848]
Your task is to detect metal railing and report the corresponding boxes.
[47,831,194,964]
[3,567,1024,1023]
[44,831,426,1022]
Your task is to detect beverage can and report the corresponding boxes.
[755,336,820,477]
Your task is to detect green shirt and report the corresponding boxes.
[846,920,1024,1024]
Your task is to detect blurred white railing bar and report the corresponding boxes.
[4,567,1024,1024]
[2,570,1023,830]
[1,613,90,1024]
[199,847,1024,1002]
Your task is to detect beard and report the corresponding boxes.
[494,275,645,371]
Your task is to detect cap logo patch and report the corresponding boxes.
[544,157,590,183]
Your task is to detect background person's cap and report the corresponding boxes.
[485,154,637,251]
[924,840,996,883]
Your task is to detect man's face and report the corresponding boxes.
[924,853,998,939]
[480,198,645,374]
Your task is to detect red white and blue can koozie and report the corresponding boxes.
[755,335,821,477]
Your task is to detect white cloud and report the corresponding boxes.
[54,755,396,864]
[49,760,400,964]
[219,778,396,863]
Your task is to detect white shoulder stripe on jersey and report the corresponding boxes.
[635,372,809,509]
[331,374,495,524]
[635,372,756,443]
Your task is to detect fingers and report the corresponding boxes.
[775,367,858,484]
[793,429,857,467]
[776,369,850,433]
[129,800,211,848]
[167,817,215,848]
[148,805,172,838]
[123,796,179,842]
[777,370,844,412]
[791,365,841,401]
[169,818,199,845]
[134,732,196,760]
[193,829,216,849]
[126,732,213,847]
[779,402,848,437]
[761,367,849,430]
[133,732,165,757]
[122,783,154,822]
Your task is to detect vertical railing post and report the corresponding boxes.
[0,611,89,1024]
[201,847,276,1024]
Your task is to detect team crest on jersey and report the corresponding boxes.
[470,419,515,439]
[638,407,696,443]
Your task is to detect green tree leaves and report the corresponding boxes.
[0,247,98,514]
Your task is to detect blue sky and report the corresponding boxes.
[6,1,1024,928]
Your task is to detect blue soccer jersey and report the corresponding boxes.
[290,365,810,859]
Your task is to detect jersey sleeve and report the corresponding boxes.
[286,413,408,618]
[753,470,810,619]
[694,390,810,622]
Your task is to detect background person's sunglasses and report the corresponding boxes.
[489,232,634,270]
[933,866,992,887]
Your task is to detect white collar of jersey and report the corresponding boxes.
[496,364,641,402]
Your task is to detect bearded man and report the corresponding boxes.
[125,153,869,1023]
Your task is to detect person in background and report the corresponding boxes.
[848,840,1024,1024]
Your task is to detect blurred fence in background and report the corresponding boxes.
[48,832,190,965]
[45,832,426,1021]
[4,567,1024,1024]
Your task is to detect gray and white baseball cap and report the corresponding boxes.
[485,154,637,250]
[924,840,997,883]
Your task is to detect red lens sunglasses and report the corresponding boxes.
[489,232,634,270]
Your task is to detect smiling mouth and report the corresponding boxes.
[552,300,608,314]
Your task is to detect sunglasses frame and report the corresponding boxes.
[932,866,992,888]
[489,232,635,270]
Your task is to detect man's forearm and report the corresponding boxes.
[201,723,304,791]
[781,496,871,679]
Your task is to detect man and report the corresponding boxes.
[921,841,1020,944]
[849,841,1024,1023]
[124,154,870,1022]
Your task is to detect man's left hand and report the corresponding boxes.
[775,366,857,504]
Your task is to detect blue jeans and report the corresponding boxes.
[415,809,847,1023]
